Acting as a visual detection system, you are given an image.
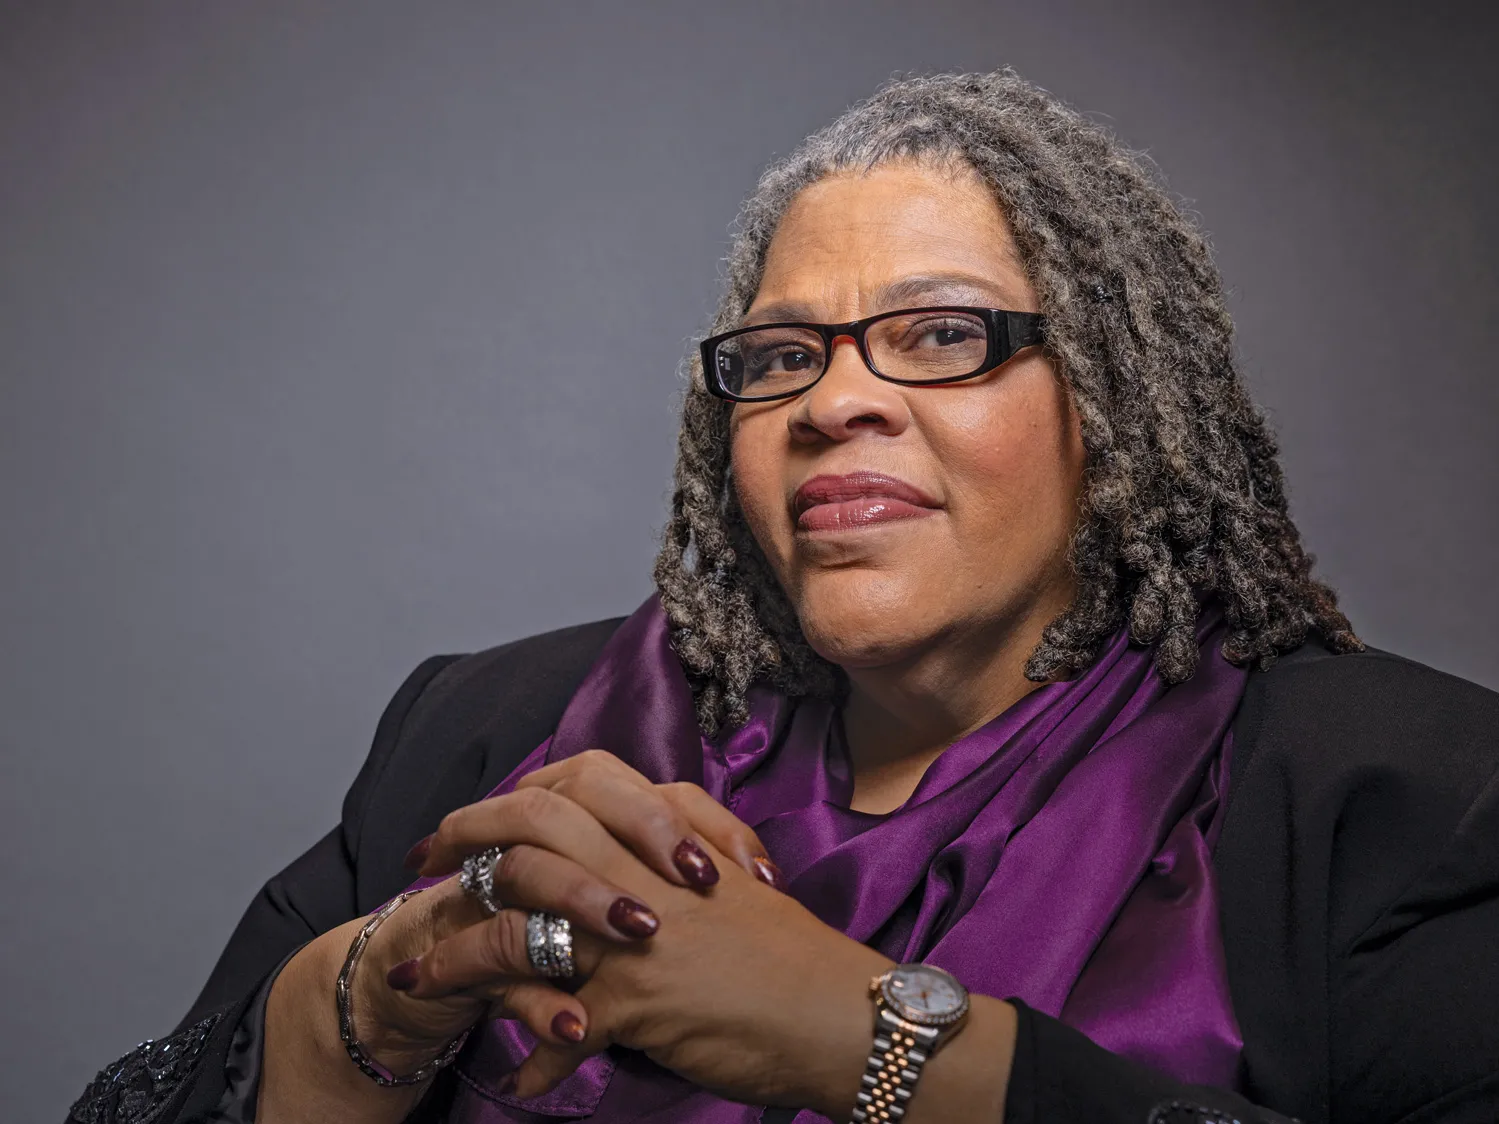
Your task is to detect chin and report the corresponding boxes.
[790,571,935,670]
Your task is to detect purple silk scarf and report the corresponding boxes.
[438,596,1249,1122]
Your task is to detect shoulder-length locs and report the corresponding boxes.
[652,69,1361,734]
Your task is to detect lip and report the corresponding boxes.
[792,472,941,533]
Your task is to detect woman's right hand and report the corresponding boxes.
[260,861,636,1124]
[347,875,597,1071]
[261,763,778,1122]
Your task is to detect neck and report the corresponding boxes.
[840,603,1062,815]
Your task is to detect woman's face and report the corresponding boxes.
[730,161,1087,672]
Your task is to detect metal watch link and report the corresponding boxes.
[850,963,970,1123]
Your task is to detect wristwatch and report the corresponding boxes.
[850,963,971,1123]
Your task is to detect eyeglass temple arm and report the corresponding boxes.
[1004,311,1047,349]
[993,311,1047,368]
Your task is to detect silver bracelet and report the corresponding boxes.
[334,890,471,1087]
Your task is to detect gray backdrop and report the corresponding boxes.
[2,1,1495,1117]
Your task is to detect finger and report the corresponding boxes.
[533,758,721,890]
[392,907,604,998]
[658,781,784,890]
[486,980,591,1048]
[521,753,771,888]
[511,1033,599,1099]
[518,747,646,791]
[422,785,634,882]
[492,844,660,941]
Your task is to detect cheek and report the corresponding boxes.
[728,412,790,562]
[937,369,1085,559]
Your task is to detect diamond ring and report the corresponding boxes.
[525,910,576,980]
[458,846,506,915]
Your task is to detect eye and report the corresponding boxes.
[912,321,983,349]
[738,330,824,381]
[741,345,816,379]
[762,347,816,373]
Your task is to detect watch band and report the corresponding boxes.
[850,1005,940,1123]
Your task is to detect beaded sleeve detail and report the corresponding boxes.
[1147,1098,1302,1124]
[67,1013,223,1124]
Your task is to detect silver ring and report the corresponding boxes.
[458,846,505,915]
[525,910,576,980]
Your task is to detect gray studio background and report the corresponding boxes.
[2,1,1495,1117]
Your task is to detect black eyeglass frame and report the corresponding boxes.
[700,306,1048,403]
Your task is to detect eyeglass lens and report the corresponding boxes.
[714,309,991,399]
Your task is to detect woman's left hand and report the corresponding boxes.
[409,750,895,1117]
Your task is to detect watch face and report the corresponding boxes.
[881,964,969,1026]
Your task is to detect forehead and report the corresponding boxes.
[749,160,1032,320]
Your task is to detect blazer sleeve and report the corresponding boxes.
[1325,746,1499,1121]
[1219,647,1499,1124]
[64,655,462,1124]
[1002,646,1499,1124]
[1004,1002,1296,1124]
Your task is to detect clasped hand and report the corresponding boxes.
[356,750,892,1115]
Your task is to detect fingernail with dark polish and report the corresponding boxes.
[753,855,785,892]
[402,834,433,870]
[673,839,720,887]
[608,896,660,938]
[386,958,421,992]
[551,1011,586,1044]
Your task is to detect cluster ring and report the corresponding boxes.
[458,846,506,915]
[525,910,576,980]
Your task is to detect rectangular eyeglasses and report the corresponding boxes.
[700,306,1047,403]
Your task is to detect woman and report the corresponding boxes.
[70,71,1498,1124]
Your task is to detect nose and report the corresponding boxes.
[788,335,911,443]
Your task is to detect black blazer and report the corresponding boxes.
[68,621,1499,1124]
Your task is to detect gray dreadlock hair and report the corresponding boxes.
[652,69,1362,735]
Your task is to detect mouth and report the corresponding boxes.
[791,472,942,534]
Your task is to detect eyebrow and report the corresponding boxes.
[742,272,1019,326]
